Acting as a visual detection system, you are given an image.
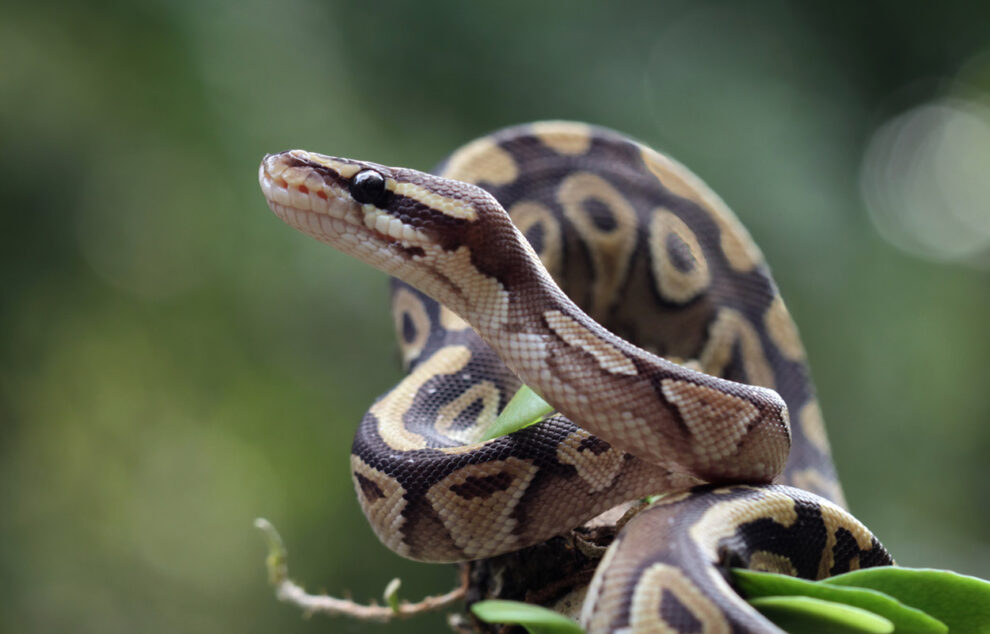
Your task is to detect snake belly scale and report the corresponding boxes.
[259,122,892,633]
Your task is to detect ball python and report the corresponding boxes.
[258,121,892,633]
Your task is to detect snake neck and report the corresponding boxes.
[424,228,790,483]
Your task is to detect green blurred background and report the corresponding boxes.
[2,1,989,632]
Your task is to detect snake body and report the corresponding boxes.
[259,122,892,633]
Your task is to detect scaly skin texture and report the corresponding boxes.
[259,122,890,632]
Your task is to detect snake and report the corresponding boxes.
[258,121,893,633]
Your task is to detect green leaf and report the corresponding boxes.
[383,577,401,614]
[734,570,946,633]
[748,595,894,633]
[480,385,554,441]
[823,568,990,634]
[471,600,585,634]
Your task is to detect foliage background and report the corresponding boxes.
[2,2,988,632]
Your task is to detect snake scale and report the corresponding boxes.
[259,121,893,633]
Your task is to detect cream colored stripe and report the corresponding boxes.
[531,121,593,155]
[544,309,638,376]
[440,136,518,185]
[392,181,478,220]
[438,306,472,331]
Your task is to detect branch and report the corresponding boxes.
[254,518,467,622]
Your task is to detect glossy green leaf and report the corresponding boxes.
[749,595,894,633]
[734,569,946,633]
[471,600,585,634]
[823,568,990,634]
[480,385,554,441]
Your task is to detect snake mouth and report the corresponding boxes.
[259,151,431,250]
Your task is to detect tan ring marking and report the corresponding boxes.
[698,308,776,389]
[649,207,712,303]
[624,563,730,634]
[509,200,564,277]
[435,380,501,443]
[558,171,638,319]
[392,286,431,369]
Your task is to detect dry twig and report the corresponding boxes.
[254,518,466,622]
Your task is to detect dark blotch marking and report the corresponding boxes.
[726,502,828,579]
[720,339,748,384]
[444,397,486,433]
[400,245,426,258]
[666,231,698,273]
[460,398,485,426]
[401,312,417,344]
[449,472,513,500]
[578,436,612,456]
[524,222,545,254]
[660,589,703,633]
[830,527,862,575]
[354,473,385,503]
[583,198,617,231]
[830,528,892,575]
[724,497,891,580]
[280,154,352,191]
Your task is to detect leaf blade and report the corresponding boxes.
[480,385,554,441]
[734,569,946,633]
[823,567,990,634]
[748,595,894,634]
[471,600,585,634]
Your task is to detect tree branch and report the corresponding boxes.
[254,518,467,622]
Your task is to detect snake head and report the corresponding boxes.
[260,149,536,317]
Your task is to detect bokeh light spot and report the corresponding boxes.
[861,98,990,265]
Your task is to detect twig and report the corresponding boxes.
[254,518,466,622]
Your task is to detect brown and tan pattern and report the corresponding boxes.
[391,286,431,369]
[581,485,891,633]
[259,122,892,632]
[699,308,776,390]
[508,200,563,276]
[558,172,638,319]
[649,207,711,303]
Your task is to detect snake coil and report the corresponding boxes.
[259,122,892,633]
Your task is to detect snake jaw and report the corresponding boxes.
[259,151,440,257]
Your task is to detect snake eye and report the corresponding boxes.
[350,170,388,206]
